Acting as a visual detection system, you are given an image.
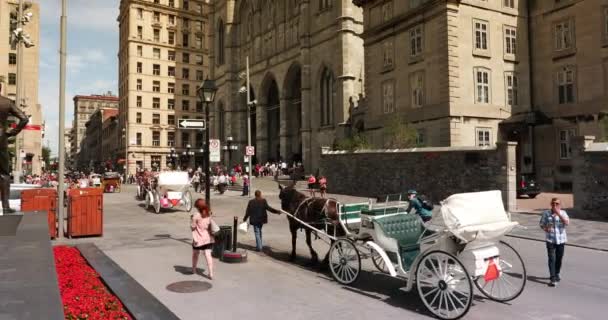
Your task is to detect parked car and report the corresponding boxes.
[517,174,540,198]
[0,184,42,212]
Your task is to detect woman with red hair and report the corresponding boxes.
[191,199,215,279]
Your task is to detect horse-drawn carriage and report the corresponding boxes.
[144,171,193,214]
[102,172,121,193]
[278,187,526,320]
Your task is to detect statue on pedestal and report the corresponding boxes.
[0,95,29,213]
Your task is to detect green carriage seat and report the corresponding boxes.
[374,213,424,270]
[339,203,368,233]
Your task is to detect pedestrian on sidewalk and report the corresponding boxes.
[539,197,569,287]
[319,176,327,198]
[191,199,215,279]
[241,173,250,196]
[307,174,316,197]
[243,190,281,252]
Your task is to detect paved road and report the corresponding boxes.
[58,179,608,320]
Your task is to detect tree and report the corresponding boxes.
[382,116,418,149]
[42,146,51,169]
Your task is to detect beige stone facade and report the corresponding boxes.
[82,107,119,171]
[211,0,364,170]
[118,0,212,174]
[0,0,43,175]
[72,94,119,169]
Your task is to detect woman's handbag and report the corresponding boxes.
[209,219,220,235]
[238,222,249,234]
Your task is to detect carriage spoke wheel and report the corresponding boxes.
[183,191,193,212]
[153,191,161,214]
[416,251,473,320]
[144,191,151,209]
[329,239,361,285]
[474,241,526,302]
[371,249,389,274]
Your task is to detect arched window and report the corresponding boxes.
[320,68,334,126]
[217,20,225,65]
[218,102,226,142]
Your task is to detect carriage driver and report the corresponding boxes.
[406,190,433,222]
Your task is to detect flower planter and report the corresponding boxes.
[53,246,132,320]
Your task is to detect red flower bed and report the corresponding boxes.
[53,246,132,320]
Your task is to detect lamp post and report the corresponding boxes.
[197,78,217,205]
[183,144,195,169]
[168,147,178,169]
[238,56,256,197]
[222,136,238,168]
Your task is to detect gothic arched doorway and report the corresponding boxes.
[265,79,280,161]
[284,63,302,164]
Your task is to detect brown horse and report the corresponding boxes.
[278,183,340,265]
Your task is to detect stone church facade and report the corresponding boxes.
[211,0,364,170]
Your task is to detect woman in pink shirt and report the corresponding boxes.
[191,199,215,279]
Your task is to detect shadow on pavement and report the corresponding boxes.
[527,275,550,286]
[143,234,191,245]
[173,265,205,275]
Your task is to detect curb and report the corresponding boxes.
[506,234,608,253]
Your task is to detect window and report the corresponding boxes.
[167,131,175,146]
[137,26,143,39]
[504,26,517,55]
[410,25,423,57]
[196,55,203,65]
[154,0,159,4]
[181,132,190,148]
[136,62,143,73]
[153,48,161,59]
[168,82,175,93]
[137,45,143,56]
[136,112,142,124]
[554,20,573,51]
[183,0,189,10]
[152,131,160,146]
[182,84,190,96]
[168,66,175,76]
[137,8,143,19]
[136,132,142,145]
[151,156,161,171]
[503,0,515,9]
[169,15,175,25]
[217,20,225,65]
[8,73,16,85]
[557,67,575,104]
[382,1,393,22]
[382,39,394,68]
[183,18,190,28]
[196,70,203,81]
[9,53,16,65]
[410,72,425,108]
[196,101,203,112]
[182,33,189,47]
[559,129,576,159]
[320,68,335,125]
[319,0,331,11]
[153,81,160,92]
[136,96,142,107]
[182,68,190,79]
[416,129,426,146]
[168,99,175,110]
[153,29,160,42]
[153,97,160,109]
[382,80,395,114]
[474,20,489,51]
[152,113,160,125]
[183,52,190,63]
[474,68,490,104]
[136,79,142,91]
[196,131,204,148]
[505,72,518,107]
[182,99,190,111]
[196,35,203,49]
[168,31,175,45]
[169,0,175,8]
[153,12,160,23]
[476,128,492,147]
[168,115,175,125]
[168,50,175,61]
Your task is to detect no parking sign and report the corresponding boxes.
[210,139,221,162]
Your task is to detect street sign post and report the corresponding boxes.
[245,146,255,156]
[178,119,206,129]
[209,139,221,162]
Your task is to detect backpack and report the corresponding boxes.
[417,195,434,211]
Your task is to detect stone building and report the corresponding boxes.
[0,0,43,175]
[82,107,119,171]
[64,128,72,169]
[211,0,364,169]
[102,114,121,171]
[118,0,212,174]
[72,93,119,169]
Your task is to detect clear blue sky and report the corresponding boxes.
[38,0,119,156]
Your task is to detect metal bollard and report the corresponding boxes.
[232,216,238,253]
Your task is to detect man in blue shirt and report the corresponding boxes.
[406,190,433,222]
[539,197,570,287]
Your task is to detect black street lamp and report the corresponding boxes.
[197,78,217,205]
[183,144,195,169]
[222,136,238,168]
[168,147,178,169]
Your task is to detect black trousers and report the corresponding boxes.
[546,242,565,282]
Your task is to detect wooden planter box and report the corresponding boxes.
[20,189,58,239]
[67,188,103,238]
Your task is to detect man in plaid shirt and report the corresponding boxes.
[539,197,570,287]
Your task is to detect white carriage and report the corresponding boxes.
[144,171,193,214]
[325,190,526,319]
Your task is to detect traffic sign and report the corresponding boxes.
[210,139,221,162]
[245,146,255,156]
[178,119,206,129]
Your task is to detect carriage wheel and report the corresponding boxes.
[329,239,361,285]
[474,241,526,302]
[371,249,389,274]
[183,190,193,213]
[144,191,152,209]
[416,251,473,320]
[136,185,143,199]
[152,190,161,214]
